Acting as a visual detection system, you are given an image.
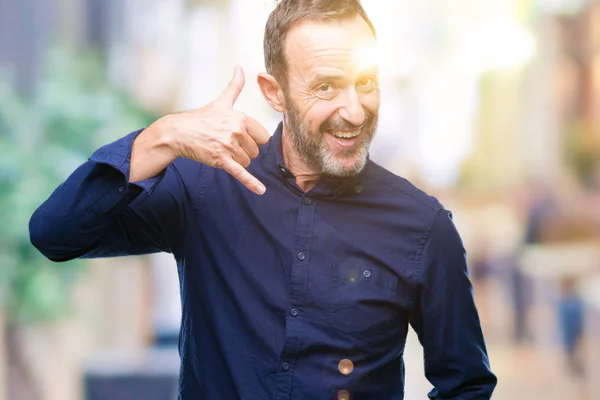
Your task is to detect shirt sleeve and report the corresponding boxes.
[409,209,497,400]
[29,128,194,261]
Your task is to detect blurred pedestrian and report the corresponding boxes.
[557,276,584,377]
[513,180,556,344]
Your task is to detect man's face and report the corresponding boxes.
[282,16,380,177]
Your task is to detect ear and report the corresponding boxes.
[257,72,285,113]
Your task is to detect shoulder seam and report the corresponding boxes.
[364,172,441,212]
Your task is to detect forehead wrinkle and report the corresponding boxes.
[284,17,376,76]
[290,46,354,72]
[297,51,365,85]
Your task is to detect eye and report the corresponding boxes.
[317,84,334,93]
[357,76,378,92]
[314,83,337,99]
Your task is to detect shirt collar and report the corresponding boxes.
[266,121,369,197]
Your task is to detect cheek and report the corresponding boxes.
[361,92,380,115]
[304,101,339,131]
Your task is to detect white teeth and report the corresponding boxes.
[331,130,360,139]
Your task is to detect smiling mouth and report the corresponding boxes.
[327,130,361,139]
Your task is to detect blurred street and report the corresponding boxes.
[3,0,600,399]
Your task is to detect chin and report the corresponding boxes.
[322,155,367,178]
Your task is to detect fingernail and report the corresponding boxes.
[256,185,266,195]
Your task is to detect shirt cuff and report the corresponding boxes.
[88,128,165,195]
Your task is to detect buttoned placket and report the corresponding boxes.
[273,192,316,400]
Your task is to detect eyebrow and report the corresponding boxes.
[308,68,380,85]
[358,66,380,76]
[308,72,347,84]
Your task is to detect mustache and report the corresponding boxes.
[320,111,376,132]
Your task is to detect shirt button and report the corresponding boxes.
[281,362,291,371]
[363,269,372,279]
[297,252,306,261]
[280,167,286,174]
[290,308,299,317]
[118,186,125,193]
[303,197,313,205]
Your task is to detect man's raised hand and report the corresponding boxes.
[159,66,271,195]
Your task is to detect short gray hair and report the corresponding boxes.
[263,0,376,88]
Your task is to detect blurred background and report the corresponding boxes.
[1,0,600,399]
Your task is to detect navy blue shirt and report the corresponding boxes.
[30,123,496,399]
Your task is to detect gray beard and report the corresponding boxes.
[284,94,377,178]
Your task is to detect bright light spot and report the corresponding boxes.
[416,66,479,188]
[354,44,379,72]
[338,359,354,375]
[461,18,536,72]
[337,389,351,400]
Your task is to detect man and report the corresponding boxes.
[30,0,497,399]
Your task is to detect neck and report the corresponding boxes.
[281,125,320,192]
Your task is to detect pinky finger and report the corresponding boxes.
[221,157,267,195]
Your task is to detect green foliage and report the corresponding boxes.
[0,47,158,324]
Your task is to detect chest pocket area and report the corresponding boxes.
[328,255,398,340]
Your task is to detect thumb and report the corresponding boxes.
[215,65,245,108]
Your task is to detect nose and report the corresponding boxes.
[337,87,365,126]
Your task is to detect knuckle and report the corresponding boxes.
[256,133,268,145]
[232,130,244,140]
[209,145,221,159]
[225,139,236,150]
[212,158,223,169]
[232,167,245,179]
[210,147,226,168]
